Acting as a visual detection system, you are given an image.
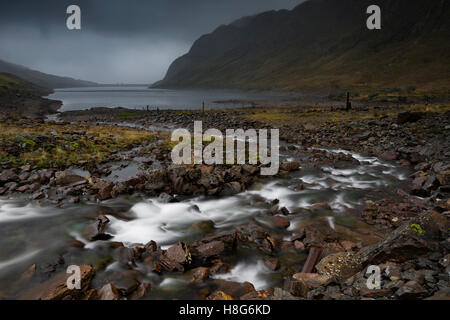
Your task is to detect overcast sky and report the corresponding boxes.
[0,0,302,84]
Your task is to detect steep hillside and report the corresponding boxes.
[0,59,97,89]
[0,72,61,117]
[153,0,450,94]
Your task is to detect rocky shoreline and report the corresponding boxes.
[0,102,449,300]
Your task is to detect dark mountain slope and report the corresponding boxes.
[0,72,61,117]
[0,59,97,89]
[153,0,450,93]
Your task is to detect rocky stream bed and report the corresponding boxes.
[0,106,449,300]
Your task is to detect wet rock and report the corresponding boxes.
[18,264,37,286]
[207,291,233,300]
[395,281,427,299]
[202,230,238,252]
[144,169,168,191]
[130,282,151,300]
[193,241,225,259]
[264,258,280,271]
[108,270,142,295]
[270,216,290,229]
[68,240,85,249]
[221,181,242,196]
[190,267,210,283]
[157,193,177,203]
[98,283,120,300]
[117,247,139,268]
[240,289,272,300]
[19,265,95,300]
[0,169,18,185]
[91,178,115,201]
[212,279,256,300]
[83,215,112,241]
[379,151,398,161]
[210,260,232,275]
[166,242,192,265]
[309,202,332,212]
[280,161,300,172]
[54,171,85,186]
[188,220,215,234]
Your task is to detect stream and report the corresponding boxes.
[0,147,411,299]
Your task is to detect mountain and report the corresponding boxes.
[0,72,61,117]
[153,0,450,93]
[0,59,97,89]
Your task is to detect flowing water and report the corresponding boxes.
[0,148,411,299]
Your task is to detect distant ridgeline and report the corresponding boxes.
[153,0,450,94]
[0,59,96,89]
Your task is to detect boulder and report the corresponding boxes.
[83,215,112,241]
[0,169,18,185]
[166,242,192,265]
[315,252,363,281]
[19,265,95,300]
[190,267,210,283]
[91,179,115,201]
[193,241,225,259]
[98,283,120,300]
[270,216,290,229]
[212,279,256,299]
[54,171,85,186]
[130,282,151,300]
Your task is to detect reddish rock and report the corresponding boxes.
[280,161,300,172]
[190,267,210,283]
[270,216,290,229]
[194,241,225,258]
[19,265,95,300]
[166,242,191,265]
[212,279,256,299]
